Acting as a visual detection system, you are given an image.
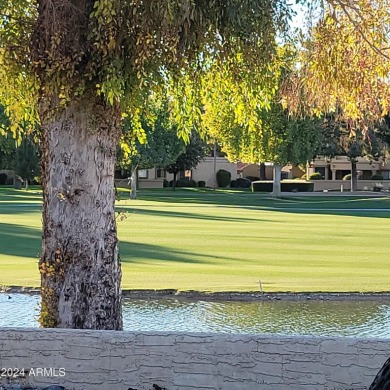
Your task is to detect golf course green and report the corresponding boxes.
[0,186,389,292]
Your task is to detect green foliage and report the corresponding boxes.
[230,180,238,188]
[176,179,197,188]
[198,181,206,188]
[251,181,314,192]
[202,46,324,167]
[0,0,294,140]
[370,174,384,180]
[165,131,207,177]
[13,136,40,182]
[237,178,252,189]
[216,169,231,188]
[119,105,185,172]
[0,173,7,185]
[286,2,390,124]
[309,172,323,180]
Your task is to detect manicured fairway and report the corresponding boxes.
[1,186,390,292]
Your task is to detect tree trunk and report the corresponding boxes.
[39,99,123,330]
[259,162,266,180]
[351,160,358,192]
[172,172,177,191]
[130,166,137,200]
[272,163,282,198]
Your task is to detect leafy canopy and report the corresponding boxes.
[283,0,390,123]
[0,0,294,139]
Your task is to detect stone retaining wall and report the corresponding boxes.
[0,328,388,390]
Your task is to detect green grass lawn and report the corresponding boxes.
[1,186,390,292]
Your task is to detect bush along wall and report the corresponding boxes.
[0,173,7,185]
[216,169,231,187]
[309,172,323,180]
[251,180,314,192]
[176,179,198,188]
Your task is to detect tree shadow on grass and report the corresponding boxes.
[117,207,276,223]
[119,240,236,265]
[132,189,390,219]
[0,204,41,215]
[0,223,41,259]
[0,222,236,266]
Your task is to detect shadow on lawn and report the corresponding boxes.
[119,241,231,265]
[0,223,41,259]
[0,222,232,265]
[0,204,41,215]
[133,189,390,219]
[117,207,274,223]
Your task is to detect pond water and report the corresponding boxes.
[1,293,390,338]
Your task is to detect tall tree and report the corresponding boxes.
[202,46,323,197]
[318,118,384,191]
[283,1,390,124]
[0,0,292,329]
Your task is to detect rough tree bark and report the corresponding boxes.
[38,98,123,329]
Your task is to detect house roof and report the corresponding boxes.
[237,162,250,172]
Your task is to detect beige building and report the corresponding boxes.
[120,156,237,189]
[308,156,390,180]
[238,163,304,180]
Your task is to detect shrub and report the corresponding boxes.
[216,169,231,187]
[176,179,198,188]
[251,180,314,192]
[308,172,323,180]
[251,181,273,192]
[370,174,384,180]
[245,176,260,182]
[237,177,251,188]
[343,174,352,180]
[198,180,206,188]
[230,180,238,188]
[0,173,7,185]
[163,179,169,188]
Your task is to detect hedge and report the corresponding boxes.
[237,177,251,188]
[251,180,314,192]
[308,172,323,180]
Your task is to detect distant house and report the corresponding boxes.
[237,162,304,180]
[308,156,390,180]
[116,156,237,189]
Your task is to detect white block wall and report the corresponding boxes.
[0,329,388,390]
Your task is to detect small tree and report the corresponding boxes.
[165,132,207,190]
[318,118,384,191]
[13,136,40,190]
[119,109,185,198]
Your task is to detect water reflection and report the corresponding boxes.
[1,294,390,338]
